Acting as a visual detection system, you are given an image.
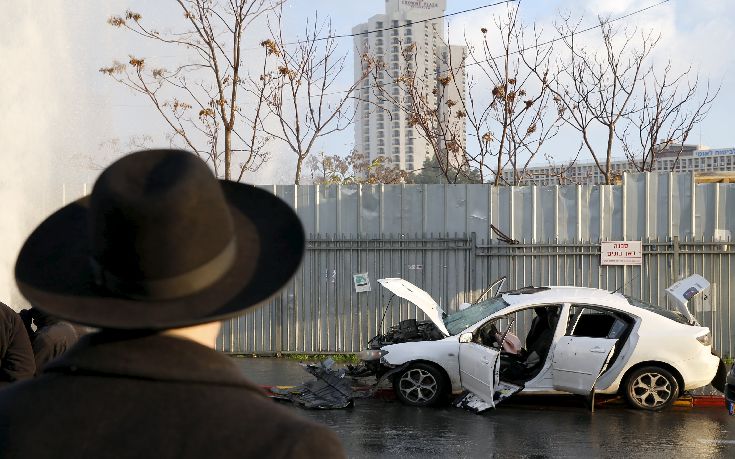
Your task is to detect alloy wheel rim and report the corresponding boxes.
[630,372,672,408]
[398,368,438,403]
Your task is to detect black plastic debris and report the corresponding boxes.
[270,358,355,409]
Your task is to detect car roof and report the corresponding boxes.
[501,286,632,310]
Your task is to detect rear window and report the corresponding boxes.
[624,295,690,324]
[444,297,509,335]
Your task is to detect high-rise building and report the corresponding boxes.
[353,0,466,173]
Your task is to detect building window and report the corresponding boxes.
[392,20,399,27]
[377,122,384,129]
[393,147,400,155]
[393,138,400,145]
[393,155,400,163]
[393,129,400,137]
[378,148,384,155]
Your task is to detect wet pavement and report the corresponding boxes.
[232,357,735,458]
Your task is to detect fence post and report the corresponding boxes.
[672,235,680,282]
[470,232,477,302]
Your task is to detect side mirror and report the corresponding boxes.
[459,332,473,343]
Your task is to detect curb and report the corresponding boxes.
[262,385,725,408]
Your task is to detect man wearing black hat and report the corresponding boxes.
[0,150,345,458]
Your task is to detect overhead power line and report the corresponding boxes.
[316,0,517,43]
[107,0,672,106]
[285,0,673,101]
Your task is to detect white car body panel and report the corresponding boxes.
[552,336,617,394]
[370,282,721,401]
[377,278,450,336]
[380,338,462,389]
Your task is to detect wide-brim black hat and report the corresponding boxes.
[15,149,304,330]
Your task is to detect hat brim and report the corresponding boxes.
[15,182,304,330]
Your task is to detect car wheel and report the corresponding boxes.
[393,363,446,407]
[624,366,679,411]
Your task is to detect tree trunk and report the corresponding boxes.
[224,128,232,181]
[294,154,303,185]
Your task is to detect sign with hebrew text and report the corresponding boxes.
[600,241,642,266]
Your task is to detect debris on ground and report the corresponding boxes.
[269,358,357,409]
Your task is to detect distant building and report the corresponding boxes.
[503,145,735,185]
[352,0,466,173]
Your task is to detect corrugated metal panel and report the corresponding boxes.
[210,172,735,356]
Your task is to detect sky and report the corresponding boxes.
[0,0,733,305]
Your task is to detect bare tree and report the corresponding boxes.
[549,17,657,184]
[260,8,370,184]
[619,64,718,171]
[545,16,719,184]
[100,1,283,180]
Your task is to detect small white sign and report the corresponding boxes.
[600,241,643,266]
[353,273,371,293]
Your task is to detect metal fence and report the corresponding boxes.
[218,172,735,356]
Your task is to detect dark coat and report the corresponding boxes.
[30,320,83,375]
[0,332,345,459]
[0,302,35,386]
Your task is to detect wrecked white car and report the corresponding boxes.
[356,277,724,411]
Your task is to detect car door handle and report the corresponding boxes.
[481,357,490,364]
[590,347,606,353]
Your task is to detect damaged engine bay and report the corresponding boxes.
[367,318,444,348]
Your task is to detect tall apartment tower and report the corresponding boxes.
[353,0,466,172]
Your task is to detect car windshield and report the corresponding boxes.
[444,297,509,335]
[624,295,690,324]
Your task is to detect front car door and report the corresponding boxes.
[459,339,499,406]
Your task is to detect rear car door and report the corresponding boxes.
[552,336,617,394]
[552,305,620,394]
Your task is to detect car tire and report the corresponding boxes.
[393,363,446,407]
[624,366,679,411]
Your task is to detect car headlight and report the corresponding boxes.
[357,349,388,361]
[697,332,711,346]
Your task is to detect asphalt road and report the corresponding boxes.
[232,357,735,458]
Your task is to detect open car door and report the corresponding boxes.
[458,318,523,411]
[551,336,617,395]
[459,340,499,407]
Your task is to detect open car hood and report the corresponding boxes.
[377,278,450,336]
[665,274,710,324]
